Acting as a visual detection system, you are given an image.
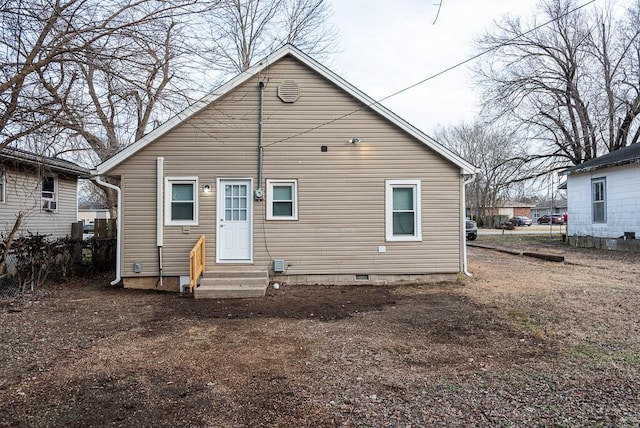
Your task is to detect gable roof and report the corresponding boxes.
[562,143,640,176]
[1,146,89,177]
[94,44,477,176]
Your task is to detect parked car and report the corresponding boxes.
[537,214,565,225]
[82,222,94,240]
[466,218,478,240]
[509,216,532,226]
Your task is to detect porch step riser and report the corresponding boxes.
[195,271,268,299]
[193,284,267,299]
[199,278,267,288]
[195,286,266,299]
[204,271,267,279]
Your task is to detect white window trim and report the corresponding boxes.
[165,176,199,226]
[41,175,58,212]
[266,179,298,220]
[591,177,606,224]
[385,179,422,242]
[0,169,5,204]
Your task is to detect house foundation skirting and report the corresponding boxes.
[271,272,458,286]
[568,235,640,253]
[122,272,459,292]
[123,276,180,292]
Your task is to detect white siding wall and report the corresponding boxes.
[567,163,640,238]
[0,167,78,239]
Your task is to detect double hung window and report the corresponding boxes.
[0,170,4,203]
[385,179,421,241]
[165,177,198,225]
[266,179,298,220]
[41,176,57,211]
[591,178,606,223]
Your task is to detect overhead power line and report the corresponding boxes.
[263,0,595,148]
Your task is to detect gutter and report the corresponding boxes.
[462,173,476,277]
[94,176,122,286]
[255,81,265,200]
[156,157,164,287]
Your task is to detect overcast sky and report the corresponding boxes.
[326,0,545,135]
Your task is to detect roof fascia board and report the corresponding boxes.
[95,44,476,175]
[2,151,89,177]
[562,158,640,176]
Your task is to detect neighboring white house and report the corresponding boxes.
[78,201,111,225]
[562,143,640,239]
[0,147,89,239]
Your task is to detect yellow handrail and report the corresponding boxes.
[189,235,206,293]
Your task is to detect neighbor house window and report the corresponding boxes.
[385,179,421,241]
[41,176,57,211]
[266,179,298,220]
[0,169,5,203]
[591,177,606,223]
[165,177,198,225]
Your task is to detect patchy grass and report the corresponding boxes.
[1,245,639,427]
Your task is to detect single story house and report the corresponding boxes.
[93,44,477,297]
[562,143,640,239]
[1,147,89,239]
[78,201,111,225]
[495,200,535,218]
[531,198,567,222]
[466,201,535,227]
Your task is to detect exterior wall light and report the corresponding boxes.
[349,138,360,144]
[203,184,212,193]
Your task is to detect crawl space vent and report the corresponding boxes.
[273,259,286,273]
[278,80,300,103]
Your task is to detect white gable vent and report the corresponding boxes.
[278,80,300,103]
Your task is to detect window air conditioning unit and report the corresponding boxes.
[273,259,286,273]
[42,200,57,211]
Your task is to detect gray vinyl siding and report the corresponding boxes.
[0,167,77,239]
[111,55,462,278]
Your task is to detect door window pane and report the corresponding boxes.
[224,184,248,222]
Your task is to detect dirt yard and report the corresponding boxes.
[1,237,639,427]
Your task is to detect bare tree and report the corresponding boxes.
[1,0,199,214]
[476,0,640,169]
[3,0,336,215]
[0,0,193,152]
[436,122,530,226]
[199,0,336,74]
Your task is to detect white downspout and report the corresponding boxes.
[157,157,164,287]
[95,176,122,286]
[462,173,476,277]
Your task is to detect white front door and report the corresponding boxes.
[217,179,253,262]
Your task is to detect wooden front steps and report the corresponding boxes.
[194,269,269,299]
